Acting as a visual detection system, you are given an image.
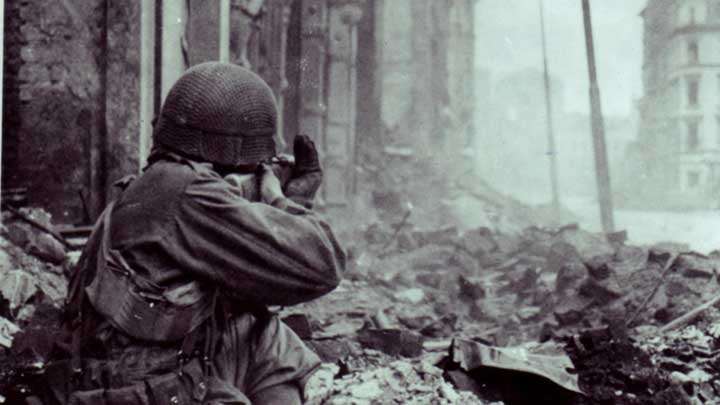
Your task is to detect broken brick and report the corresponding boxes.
[356,328,424,357]
[546,242,582,273]
[585,254,614,280]
[555,261,588,295]
[554,295,593,327]
[579,277,623,305]
[458,275,485,302]
[676,253,718,279]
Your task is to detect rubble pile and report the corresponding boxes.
[3,200,720,403]
[305,357,490,404]
[565,327,692,404]
[640,321,720,404]
[0,208,70,389]
[291,217,720,404]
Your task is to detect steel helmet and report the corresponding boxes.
[153,62,277,167]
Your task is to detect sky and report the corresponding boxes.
[475,0,648,116]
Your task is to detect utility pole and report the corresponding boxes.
[581,0,615,233]
[539,0,560,212]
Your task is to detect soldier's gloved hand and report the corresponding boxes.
[258,163,285,205]
[224,173,260,201]
[283,135,323,208]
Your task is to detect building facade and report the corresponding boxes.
[637,0,720,207]
[2,0,476,225]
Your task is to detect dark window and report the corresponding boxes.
[687,120,700,151]
[688,77,700,107]
[688,41,699,64]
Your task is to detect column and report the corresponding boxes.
[298,0,329,202]
[105,1,144,202]
[324,0,363,205]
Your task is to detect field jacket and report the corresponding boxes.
[67,152,345,342]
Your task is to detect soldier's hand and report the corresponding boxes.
[258,163,285,205]
[283,135,323,208]
[224,173,259,201]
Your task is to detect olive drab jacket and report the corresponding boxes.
[66,151,345,342]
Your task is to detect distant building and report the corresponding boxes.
[479,68,635,204]
[636,0,720,207]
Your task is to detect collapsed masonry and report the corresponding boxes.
[2,189,720,403]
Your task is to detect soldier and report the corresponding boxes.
[51,62,344,404]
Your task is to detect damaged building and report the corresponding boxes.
[2,0,477,227]
[634,0,720,208]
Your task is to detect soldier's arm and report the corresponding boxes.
[174,168,345,306]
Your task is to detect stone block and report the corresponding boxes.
[553,227,615,262]
[308,338,360,363]
[546,242,583,273]
[676,253,718,279]
[579,277,623,306]
[356,328,424,357]
[585,254,614,280]
[412,227,459,247]
[554,295,593,327]
[458,274,485,301]
[555,261,588,295]
[415,271,445,289]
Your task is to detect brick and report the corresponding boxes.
[356,328,424,357]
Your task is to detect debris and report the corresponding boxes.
[443,338,582,403]
[626,252,679,327]
[458,227,497,257]
[419,314,457,338]
[2,205,70,251]
[458,275,485,302]
[356,328,424,357]
[555,261,587,295]
[450,338,582,395]
[676,253,719,279]
[565,327,691,404]
[0,317,20,348]
[554,295,593,327]
[579,276,623,305]
[394,288,425,304]
[0,270,38,311]
[660,293,720,333]
[304,363,339,404]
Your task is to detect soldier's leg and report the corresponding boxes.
[249,382,301,404]
[211,313,320,402]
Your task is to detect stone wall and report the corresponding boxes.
[3,0,105,223]
[2,1,144,223]
[2,1,23,190]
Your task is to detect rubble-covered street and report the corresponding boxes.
[3,177,720,404]
[5,0,720,403]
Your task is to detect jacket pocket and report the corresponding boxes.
[68,384,152,405]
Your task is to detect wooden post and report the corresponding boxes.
[539,0,560,212]
[582,0,615,233]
